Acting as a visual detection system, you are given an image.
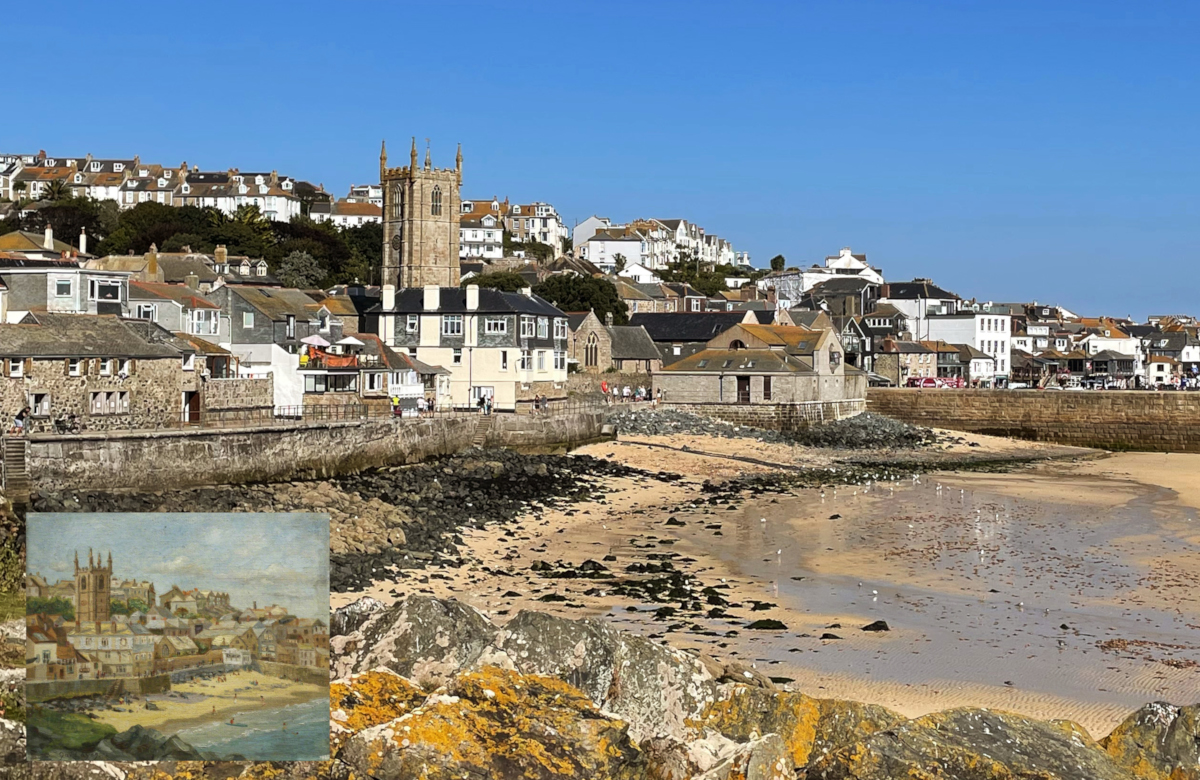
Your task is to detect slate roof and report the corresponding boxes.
[958,345,993,361]
[374,287,565,317]
[0,231,79,255]
[0,253,78,269]
[357,333,414,371]
[231,286,330,321]
[629,312,750,342]
[0,314,191,358]
[1091,350,1136,361]
[885,280,959,300]
[748,309,774,324]
[809,276,879,295]
[733,324,826,354]
[663,348,814,374]
[565,312,592,331]
[157,256,220,284]
[605,325,661,361]
[129,281,219,309]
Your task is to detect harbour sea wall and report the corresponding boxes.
[255,661,327,687]
[868,388,1200,451]
[24,410,607,492]
[27,674,171,703]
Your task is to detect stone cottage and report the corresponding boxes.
[566,311,663,374]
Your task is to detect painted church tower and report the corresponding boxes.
[379,138,462,289]
[74,548,112,624]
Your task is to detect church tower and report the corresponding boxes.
[74,548,112,624]
[380,137,462,289]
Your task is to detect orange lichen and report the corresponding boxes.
[330,669,426,756]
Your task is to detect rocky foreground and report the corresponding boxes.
[19,594,1195,779]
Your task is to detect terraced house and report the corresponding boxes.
[376,284,569,411]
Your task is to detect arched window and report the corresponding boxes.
[729,340,746,350]
[391,185,402,219]
[431,186,442,216]
[585,334,599,367]
[80,576,86,589]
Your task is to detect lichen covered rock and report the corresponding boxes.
[806,707,1134,780]
[330,667,427,757]
[693,687,902,772]
[488,609,718,741]
[1100,701,1200,780]
[340,666,646,779]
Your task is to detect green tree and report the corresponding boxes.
[462,271,528,292]
[109,599,130,616]
[26,596,75,622]
[126,598,150,614]
[341,222,383,283]
[39,179,71,202]
[533,276,629,324]
[769,254,786,272]
[277,250,326,288]
[20,196,111,251]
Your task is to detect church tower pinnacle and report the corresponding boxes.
[410,137,418,171]
[456,143,463,185]
[379,139,388,177]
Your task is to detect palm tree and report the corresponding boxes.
[39,179,70,202]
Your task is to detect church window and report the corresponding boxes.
[431,186,442,216]
[80,576,86,588]
[585,334,598,367]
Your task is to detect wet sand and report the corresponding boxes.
[337,432,1200,739]
[92,671,327,736]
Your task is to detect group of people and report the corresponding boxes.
[527,394,554,414]
[475,394,495,415]
[601,381,659,405]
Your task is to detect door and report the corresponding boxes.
[182,391,201,424]
[736,376,751,404]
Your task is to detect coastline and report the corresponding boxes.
[87,671,328,737]
[335,428,1200,738]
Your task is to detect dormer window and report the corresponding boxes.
[255,175,264,184]
[181,184,190,194]
[259,184,268,194]
[461,202,472,213]
[113,163,123,172]
[240,263,251,275]
[256,263,267,277]
[239,184,248,194]
[282,180,292,190]
[74,173,83,182]
[157,178,166,187]
[90,162,100,171]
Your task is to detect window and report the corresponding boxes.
[690,299,701,312]
[407,347,417,358]
[537,318,548,339]
[518,350,532,370]
[520,316,535,338]
[763,377,772,401]
[453,348,462,365]
[537,351,546,371]
[431,186,442,216]
[554,351,566,370]
[585,334,599,367]
[90,391,129,415]
[243,312,255,328]
[88,278,121,302]
[99,358,114,376]
[68,358,82,376]
[119,359,131,376]
[319,313,330,332]
[256,263,267,277]
[406,314,419,333]
[500,350,508,370]
[135,303,156,320]
[485,317,507,334]
[55,279,72,297]
[29,393,50,417]
[182,354,195,371]
[554,319,567,339]
[286,315,296,339]
[442,314,463,335]
[366,373,384,392]
[7,359,22,378]
[190,309,219,335]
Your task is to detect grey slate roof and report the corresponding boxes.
[374,287,565,317]
[886,280,959,300]
[0,314,192,358]
[604,325,661,361]
[629,312,749,342]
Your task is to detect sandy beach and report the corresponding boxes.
[91,671,328,736]
[335,430,1200,739]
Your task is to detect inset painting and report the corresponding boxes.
[25,513,330,761]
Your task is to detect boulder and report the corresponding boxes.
[1100,701,1200,780]
[806,707,1135,780]
[333,595,494,686]
[340,667,646,780]
[695,733,792,780]
[331,596,386,637]
[692,687,902,772]
[330,668,427,757]
[0,717,25,765]
[487,609,718,741]
[90,725,207,761]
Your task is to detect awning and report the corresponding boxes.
[300,335,331,347]
[336,336,365,346]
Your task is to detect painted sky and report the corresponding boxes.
[27,513,329,620]
[13,1,1200,318]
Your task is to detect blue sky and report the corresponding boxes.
[14,1,1200,318]
[27,513,329,620]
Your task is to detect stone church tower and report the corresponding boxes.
[74,548,112,624]
[380,138,462,289]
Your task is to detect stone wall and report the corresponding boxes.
[27,409,607,492]
[256,660,328,686]
[666,400,866,433]
[202,376,273,412]
[26,673,171,703]
[867,388,1200,451]
[1,356,200,431]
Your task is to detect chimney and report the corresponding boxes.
[215,245,227,265]
[79,227,87,255]
[520,286,532,298]
[423,284,440,312]
[605,311,614,326]
[146,243,158,278]
[465,284,479,311]
[185,272,199,290]
[44,224,53,250]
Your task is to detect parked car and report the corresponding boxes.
[906,377,939,388]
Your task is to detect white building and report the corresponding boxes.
[617,262,661,284]
[925,311,1012,380]
[459,204,505,260]
[572,216,611,250]
[345,183,383,206]
[582,228,643,274]
[310,200,382,227]
[734,251,752,268]
[175,169,302,222]
[506,202,569,256]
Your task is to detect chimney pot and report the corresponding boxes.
[605,311,614,326]
[520,286,532,298]
[44,224,54,250]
